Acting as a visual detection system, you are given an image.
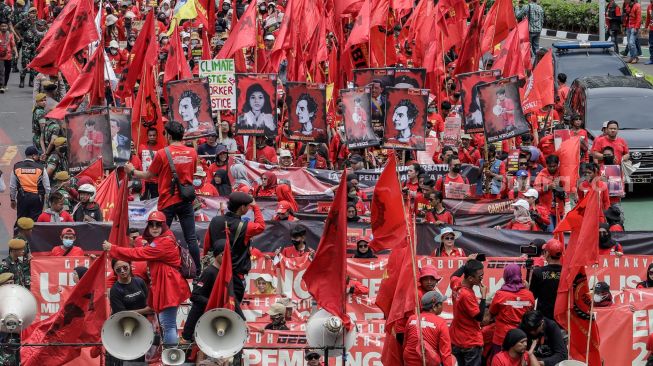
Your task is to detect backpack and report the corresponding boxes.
[175,241,197,279]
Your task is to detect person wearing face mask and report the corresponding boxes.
[51,228,85,256]
[346,182,367,215]
[435,154,470,199]
[636,263,653,288]
[193,166,218,196]
[353,236,377,258]
[592,120,630,165]
[593,281,613,307]
[0,239,30,288]
[281,225,315,259]
[107,40,128,76]
[598,223,623,256]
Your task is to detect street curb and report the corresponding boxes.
[540,28,648,46]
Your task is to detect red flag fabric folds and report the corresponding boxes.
[492,23,527,79]
[164,25,193,84]
[453,2,485,76]
[21,253,109,366]
[521,50,554,113]
[131,64,165,149]
[303,169,352,330]
[216,0,258,59]
[115,11,158,98]
[344,0,388,49]
[108,169,130,248]
[557,136,581,194]
[95,170,119,220]
[368,153,407,252]
[480,0,517,54]
[205,229,235,311]
[75,158,104,186]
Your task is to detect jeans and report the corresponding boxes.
[628,28,642,57]
[607,29,619,53]
[529,32,541,58]
[0,59,11,88]
[649,32,653,61]
[158,306,179,345]
[162,201,200,275]
[452,345,482,366]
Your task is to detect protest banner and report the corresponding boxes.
[382,88,428,150]
[394,68,427,89]
[166,77,215,139]
[341,87,379,149]
[443,115,462,147]
[199,58,236,111]
[108,107,132,166]
[457,69,501,133]
[235,73,278,138]
[285,83,328,143]
[478,77,530,143]
[353,68,394,136]
[604,165,625,197]
[66,108,112,174]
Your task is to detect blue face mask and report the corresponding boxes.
[62,239,74,247]
[193,179,202,187]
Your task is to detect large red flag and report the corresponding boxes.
[196,0,217,38]
[557,136,581,194]
[492,24,526,79]
[95,170,119,220]
[131,64,165,150]
[480,0,517,53]
[45,46,105,120]
[108,169,130,248]
[344,0,389,49]
[521,50,554,114]
[368,153,407,252]
[334,0,364,18]
[28,0,98,75]
[164,25,193,84]
[205,228,236,311]
[75,158,104,186]
[216,0,258,59]
[453,2,485,75]
[21,252,109,365]
[303,169,352,330]
[115,11,158,98]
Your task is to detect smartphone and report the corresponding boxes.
[476,253,486,262]
[520,245,538,256]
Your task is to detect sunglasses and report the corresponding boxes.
[306,355,320,360]
[149,222,163,228]
[518,162,528,166]
[442,236,455,240]
[358,244,368,248]
[115,266,130,273]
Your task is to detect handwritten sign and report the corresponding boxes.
[199,59,236,111]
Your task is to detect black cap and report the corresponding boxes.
[349,154,364,164]
[291,224,307,237]
[228,192,253,207]
[595,281,610,293]
[25,146,39,156]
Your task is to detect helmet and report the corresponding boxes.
[78,184,97,201]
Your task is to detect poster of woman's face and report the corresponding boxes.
[285,82,327,143]
[166,77,215,140]
[478,78,530,143]
[394,68,426,89]
[382,88,428,150]
[457,70,501,134]
[341,87,379,149]
[235,73,277,138]
[108,107,132,166]
[65,108,113,174]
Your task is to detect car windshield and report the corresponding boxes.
[556,53,630,83]
[586,95,653,130]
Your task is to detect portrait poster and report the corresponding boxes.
[352,68,395,88]
[478,77,530,143]
[442,116,462,147]
[382,88,428,151]
[284,82,327,143]
[457,69,501,133]
[199,58,236,111]
[604,165,624,197]
[65,108,113,174]
[235,73,278,138]
[394,68,426,89]
[108,107,132,166]
[166,77,215,139]
[341,87,380,149]
[353,68,394,137]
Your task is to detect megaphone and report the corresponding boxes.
[101,311,154,361]
[194,308,247,359]
[555,361,588,366]
[306,309,357,356]
[0,284,37,333]
[162,348,186,365]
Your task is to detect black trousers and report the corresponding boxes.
[16,192,43,223]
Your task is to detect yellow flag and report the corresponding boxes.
[167,0,198,35]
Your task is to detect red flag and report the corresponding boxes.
[480,0,517,53]
[59,57,84,85]
[492,25,526,79]
[453,2,485,75]
[28,0,98,75]
[108,169,130,248]
[164,25,193,84]
[95,170,119,220]
[345,0,389,49]
[216,0,258,59]
[21,253,109,365]
[131,64,164,149]
[115,11,158,98]
[368,154,407,252]
[205,228,235,311]
[202,30,212,59]
[521,50,554,113]
[75,158,104,186]
[45,46,105,120]
[303,169,352,330]
[334,0,364,18]
[557,136,581,194]
[196,0,217,38]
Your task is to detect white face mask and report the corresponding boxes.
[110,49,118,55]
[593,294,604,303]
[193,178,202,187]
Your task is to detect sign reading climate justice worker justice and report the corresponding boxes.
[199,59,236,111]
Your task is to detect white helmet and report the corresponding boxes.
[78,184,97,201]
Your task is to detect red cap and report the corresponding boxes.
[357,233,372,244]
[543,239,564,257]
[419,265,442,281]
[276,200,292,214]
[147,211,166,223]
[61,228,76,236]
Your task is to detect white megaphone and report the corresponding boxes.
[101,311,154,361]
[194,308,248,359]
[162,348,186,365]
[555,361,588,366]
[306,309,357,357]
[0,284,37,333]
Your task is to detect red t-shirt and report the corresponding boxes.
[280,245,315,258]
[591,135,629,164]
[51,246,85,256]
[438,247,466,257]
[491,351,528,366]
[147,145,198,210]
[0,32,15,61]
[425,209,455,225]
[37,211,74,223]
[195,183,218,196]
[449,276,483,348]
[404,312,454,366]
[489,288,535,345]
[436,174,469,199]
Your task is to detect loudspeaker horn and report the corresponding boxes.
[306,309,357,356]
[101,311,154,361]
[162,348,186,365]
[194,308,247,359]
[0,284,37,333]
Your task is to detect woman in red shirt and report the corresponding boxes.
[434,227,465,257]
[403,163,422,195]
[102,211,191,345]
[254,171,277,197]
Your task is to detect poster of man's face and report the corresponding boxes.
[394,68,426,89]
[341,87,379,149]
[457,69,501,133]
[478,78,531,143]
[235,73,278,138]
[65,108,113,173]
[166,77,215,140]
[382,88,428,150]
[353,68,394,137]
[285,82,327,143]
[108,107,132,166]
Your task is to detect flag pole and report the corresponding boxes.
[567,290,571,354]
[586,269,595,364]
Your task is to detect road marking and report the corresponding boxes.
[0,145,18,167]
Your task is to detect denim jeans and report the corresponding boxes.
[607,29,619,53]
[158,306,179,345]
[529,32,541,58]
[162,201,201,275]
[452,345,482,366]
[628,28,642,57]
[649,32,653,61]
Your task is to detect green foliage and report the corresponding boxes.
[539,0,599,34]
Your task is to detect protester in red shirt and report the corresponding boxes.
[534,155,563,228]
[417,265,443,299]
[404,291,454,366]
[491,328,539,366]
[425,191,455,226]
[0,20,18,93]
[450,259,488,366]
[273,200,297,221]
[246,136,279,164]
[193,166,218,196]
[626,0,642,63]
[604,205,625,232]
[414,178,435,219]
[522,189,551,231]
[50,228,85,256]
[636,263,653,288]
[591,120,630,165]
[489,265,535,354]
[254,171,277,197]
[436,155,470,199]
[646,1,653,64]
[125,121,201,275]
[276,183,299,212]
[280,225,315,259]
[403,163,422,196]
[435,227,466,257]
[578,163,611,209]
[598,223,624,256]
[108,40,129,76]
[328,127,349,169]
[554,73,569,115]
[497,199,541,231]
[295,143,328,169]
[459,134,481,166]
[37,192,74,223]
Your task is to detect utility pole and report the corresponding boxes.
[599,0,606,41]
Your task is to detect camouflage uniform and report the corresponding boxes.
[46,152,68,177]
[0,333,19,366]
[31,105,46,153]
[42,119,61,152]
[54,184,73,211]
[0,256,30,289]
[0,3,11,24]
[16,19,44,86]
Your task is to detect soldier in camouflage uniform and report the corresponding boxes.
[32,93,47,153]
[0,273,19,366]
[8,0,22,73]
[42,117,62,157]
[46,137,68,178]
[52,171,75,211]
[0,239,30,289]
[13,217,34,256]
[16,12,44,88]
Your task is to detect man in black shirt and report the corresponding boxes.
[519,311,568,366]
[265,303,289,330]
[529,239,562,321]
[109,259,150,314]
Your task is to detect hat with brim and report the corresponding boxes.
[511,199,530,211]
[0,273,14,285]
[267,303,286,316]
[421,290,447,310]
[419,265,442,281]
[434,227,462,243]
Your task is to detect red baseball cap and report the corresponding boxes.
[147,211,166,223]
[276,200,292,214]
[60,228,76,236]
[419,265,442,281]
[543,239,564,258]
